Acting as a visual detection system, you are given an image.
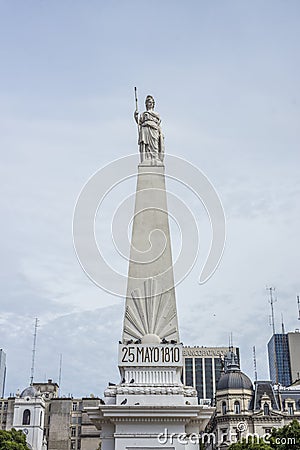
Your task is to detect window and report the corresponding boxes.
[185,358,193,387]
[263,403,270,416]
[221,429,227,442]
[22,409,31,425]
[195,358,203,399]
[222,401,227,415]
[72,403,78,411]
[287,402,294,415]
[3,402,8,411]
[77,440,81,450]
[234,401,241,414]
[40,411,43,426]
[71,441,75,450]
[71,427,76,437]
[205,358,213,400]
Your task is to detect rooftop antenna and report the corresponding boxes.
[253,345,258,382]
[58,354,63,397]
[30,318,39,386]
[267,286,276,335]
[281,313,285,335]
[229,332,233,350]
[297,295,300,321]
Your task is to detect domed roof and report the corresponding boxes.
[217,369,253,391]
[217,349,253,391]
[20,386,38,398]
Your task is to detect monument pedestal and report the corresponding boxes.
[87,344,214,449]
[88,404,214,450]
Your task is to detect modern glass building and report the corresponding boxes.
[268,334,291,386]
[0,349,6,398]
[268,330,300,386]
[183,346,240,404]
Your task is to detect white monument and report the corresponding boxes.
[87,95,214,449]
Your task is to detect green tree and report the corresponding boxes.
[0,429,30,450]
[228,436,272,450]
[270,419,300,449]
[228,419,300,450]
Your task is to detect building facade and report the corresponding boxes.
[183,346,240,404]
[13,386,46,450]
[268,330,300,386]
[287,331,300,383]
[0,349,6,398]
[268,333,291,386]
[208,351,300,449]
[0,380,101,450]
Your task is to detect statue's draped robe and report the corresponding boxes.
[139,110,164,161]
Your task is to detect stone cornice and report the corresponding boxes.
[86,405,215,425]
[104,385,197,397]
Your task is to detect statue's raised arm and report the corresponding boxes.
[134,95,165,165]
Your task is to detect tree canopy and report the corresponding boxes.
[270,419,300,450]
[228,436,272,450]
[0,429,30,450]
[228,420,300,450]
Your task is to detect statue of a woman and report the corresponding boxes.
[134,95,164,164]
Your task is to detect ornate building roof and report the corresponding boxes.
[20,386,38,398]
[217,370,253,391]
[217,350,253,391]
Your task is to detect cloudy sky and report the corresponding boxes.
[1,1,300,398]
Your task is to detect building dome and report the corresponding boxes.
[217,370,253,391]
[20,386,38,398]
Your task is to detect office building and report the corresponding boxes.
[183,346,240,404]
[268,334,291,386]
[287,331,300,383]
[0,349,6,398]
[268,330,300,386]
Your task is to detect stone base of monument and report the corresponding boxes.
[86,344,214,449]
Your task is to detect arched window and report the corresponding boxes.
[234,401,240,414]
[287,402,294,415]
[22,409,31,425]
[263,403,270,415]
[222,401,227,415]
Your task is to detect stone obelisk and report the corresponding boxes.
[122,164,180,345]
[87,95,214,450]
